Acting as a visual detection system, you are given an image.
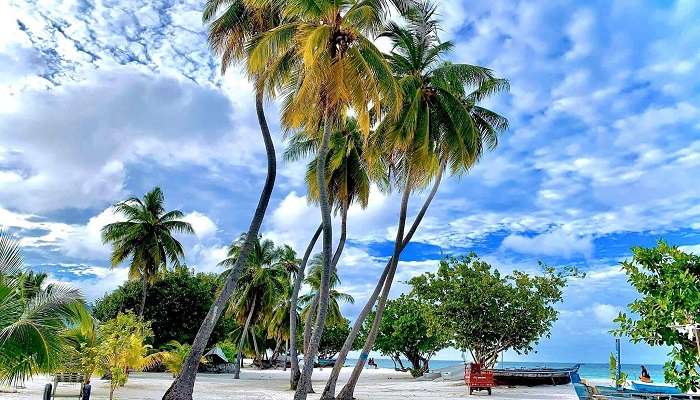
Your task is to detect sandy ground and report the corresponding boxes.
[2,367,579,400]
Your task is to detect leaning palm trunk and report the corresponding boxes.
[294,112,334,400]
[233,297,257,379]
[323,165,445,400]
[162,85,276,400]
[290,224,322,389]
[299,204,348,393]
[139,274,148,316]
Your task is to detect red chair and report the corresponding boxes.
[464,363,494,395]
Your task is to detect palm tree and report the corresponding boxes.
[101,187,194,316]
[299,254,355,351]
[164,2,285,397]
[0,230,88,385]
[332,3,509,398]
[248,2,401,396]
[221,235,288,379]
[283,117,371,389]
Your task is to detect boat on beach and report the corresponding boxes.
[630,381,683,394]
[491,364,581,386]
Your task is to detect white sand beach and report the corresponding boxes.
[4,367,578,400]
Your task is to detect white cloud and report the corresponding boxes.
[591,303,623,325]
[501,229,593,258]
[0,66,264,212]
[183,211,217,239]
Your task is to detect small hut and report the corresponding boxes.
[202,347,235,373]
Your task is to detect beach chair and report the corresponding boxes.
[42,372,91,400]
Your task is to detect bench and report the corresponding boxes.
[43,373,91,400]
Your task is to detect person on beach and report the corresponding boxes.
[367,358,378,369]
[640,365,652,382]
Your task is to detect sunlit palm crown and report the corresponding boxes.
[284,117,371,212]
[101,187,194,283]
[221,235,290,325]
[376,2,509,188]
[299,254,355,325]
[246,0,403,135]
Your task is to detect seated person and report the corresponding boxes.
[640,365,652,383]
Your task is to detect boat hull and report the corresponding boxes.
[492,364,580,386]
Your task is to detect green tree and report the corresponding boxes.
[165,0,285,395]
[96,312,156,400]
[101,187,194,316]
[410,254,575,368]
[92,268,233,349]
[614,242,700,392]
[360,294,448,377]
[0,230,88,385]
[221,235,288,379]
[331,3,508,398]
[317,319,352,360]
[61,309,100,384]
[161,341,194,378]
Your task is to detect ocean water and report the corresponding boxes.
[345,359,667,383]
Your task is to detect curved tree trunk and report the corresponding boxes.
[162,85,276,400]
[138,274,148,317]
[252,330,261,368]
[336,184,411,400]
[233,297,257,379]
[294,111,333,400]
[323,164,445,400]
[283,340,289,371]
[301,204,348,394]
[290,224,323,389]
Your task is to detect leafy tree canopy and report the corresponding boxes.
[614,241,700,392]
[92,267,234,349]
[361,293,448,376]
[409,254,578,367]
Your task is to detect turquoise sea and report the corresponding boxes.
[345,359,667,382]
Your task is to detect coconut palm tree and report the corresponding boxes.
[247,3,401,396]
[164,2,285,396]
[299,254,355,347]
[0,230,88,385]
[283,117,371,388]
[332,3,509,399]
[221,235,288,379]
[101,187,194,317]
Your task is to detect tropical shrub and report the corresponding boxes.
[95,312,155,400]
[614,242,700,392]
[161,341,193,378]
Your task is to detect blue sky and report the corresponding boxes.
[1,0,700,364]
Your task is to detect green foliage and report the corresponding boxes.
[0,230,88,385]
[410,254,577,367]
[215,340,238,362]
[161,341,193,378]
[96,312,155,400]
[93,268,234,348]
[299,254,355,327]
[61,309,100,383]
[614,241,700,392]
[361,293,448,376]
[609,352,628,388]
[317,319,352,360]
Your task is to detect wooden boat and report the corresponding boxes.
[574,382,700,400]
[491,364,580,386]
[631,381,683,395]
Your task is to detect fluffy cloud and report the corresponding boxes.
[0,66,263,212]
[501,229,593,258]
[183,211,217,239]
